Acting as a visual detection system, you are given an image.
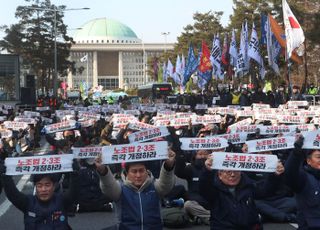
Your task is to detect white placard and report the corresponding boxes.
[5,154,73,175]
[302,131,320,149]
[36,106,50,111]
[73,146,103,158]
[277,115,306,124]
[287,100,309,108]
[44,120,77,134]
[23,111,40,117]
[251,103,270,109]
[195,104,208,110]
[212,152,278,172]
[180,137,228,150]
[236,110,255,118]
[227,118,253,131]
[0,116,7,122]
[259,124,316,135]
[246,136,295,153]
[128,126,169,143]
[55,110,75,118]
[254,113,278,121]
[112,116,138,128]
[216,133,248,144]
[229,124,263,134]
[3,121,28,130]
[123,109,141,116]
[102,141,168,164]
[128,121,155,130]
[79,119,95,128]
[14,117,37,125]
[169,118,190,127]
[0,129,13,138]
[78,111,101,121]
[191,115,221,125]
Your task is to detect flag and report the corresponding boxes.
[152,57,159,82]
[199,41,213,86]
[157,62,163,83]
[268,14,302,64]
[261,15,268,45]
[237,21,249,72]
[229,29,238,67]
[210,35,223,79]
[282,0,305,59]
[173,55,182,85]
[80,54,88,62]
[266,17,281,75]
[162,62,167,82]
[183,43,198,86]
[166,59,174,79]
[248,22,265,79]
[181,54,186,75]
[221,33,229,66]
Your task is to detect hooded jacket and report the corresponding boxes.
[99,163,175,230]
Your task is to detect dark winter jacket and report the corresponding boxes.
[200,169,278,230]
[285,149,320,230]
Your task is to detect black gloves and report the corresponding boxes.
[294,136,304,150]
[0,160,6,176]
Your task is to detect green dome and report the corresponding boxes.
[74,18,141,44]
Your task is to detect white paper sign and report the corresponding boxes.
[3,121,29,130]
[195,104,208,110]
[229,125,263,134]
[251,103,270,109]
[128,121,155,130]
[14,117,37,125]
[246,136,295,153]
[302,131,320,149]
[216,133,248,144]
[5,154,73,175]
[128,126,169,143]
[180,137,228,150]
[287,100,309,108]
[23,111,40,117]
[44,120,77,134]
[170,118,190,127]
[191,115,221,125]
[73,146,103,158]
[36,106,50,111]
[102,141,168,164]
[277,115,306,124]
[79,119,95,128]
[0,129,13,138]
[212,152,278,172]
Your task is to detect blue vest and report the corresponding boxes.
[24,194,68,230]
[119,182,162,230]
[296,172,320,229]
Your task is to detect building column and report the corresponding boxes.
[93,51,98,87]
[67,70,73,89]
[119,51,124,89]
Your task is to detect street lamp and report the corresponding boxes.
[26,6,89,97]
[161,32,170,53]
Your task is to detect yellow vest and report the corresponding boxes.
[231,93,241,104]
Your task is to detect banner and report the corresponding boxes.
[14,117,37,125]
[112,116,138,128]
[43,120,77,134]
[5,154,73,175]
[3,121,29,131]
[0,129,13,138]
[24,111,40,118]
[180,137,228,150]
[287,100,309,108]
[246,136,295,153]
[169,118,190,127]
[259,124,315,135]
[229,124,263,134]
[277,115,306,124]
[128,126,170,143]
[195,104,208,110]
[36,106,50,111]
[73,146,103,158]
[79,119,95,128]
[102,141,168,164]
[212,152,278,172]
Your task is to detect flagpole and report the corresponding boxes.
[86,52,89,89]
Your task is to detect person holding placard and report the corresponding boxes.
[199,154,285,230]
[0,161,79,230]
[95,148,176,230]
[285,135,320,229]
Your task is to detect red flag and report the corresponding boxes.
[199,41,212,72]
[221,34,229,66]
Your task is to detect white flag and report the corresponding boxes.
[229,29,238,67]
[282,0,305,59]
[236,21,249,73]
[162,62,167,82]
[80,54,88,62]
[173,55,182,85]
[210,35,223,79]
[248,22,265,79]
[166,59,174,78]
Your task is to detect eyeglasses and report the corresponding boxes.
[221,170,240,176]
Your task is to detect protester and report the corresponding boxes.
[200,154,285,229]
[285,135,320,229]
[175,149,210,225]
[0,160,79,230]
[95,149,176,230]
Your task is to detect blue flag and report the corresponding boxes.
[183,43,198,86]
[261,15,268,45]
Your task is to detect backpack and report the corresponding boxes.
[161,207,190,228]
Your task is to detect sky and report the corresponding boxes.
[0,0,234,43]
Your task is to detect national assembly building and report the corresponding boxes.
[67,18,174,91]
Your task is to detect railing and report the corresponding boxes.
[303,95,320,106]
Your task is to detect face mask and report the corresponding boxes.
[194,159,206,168]
[65,135,75,143]
[175,130,183,136]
